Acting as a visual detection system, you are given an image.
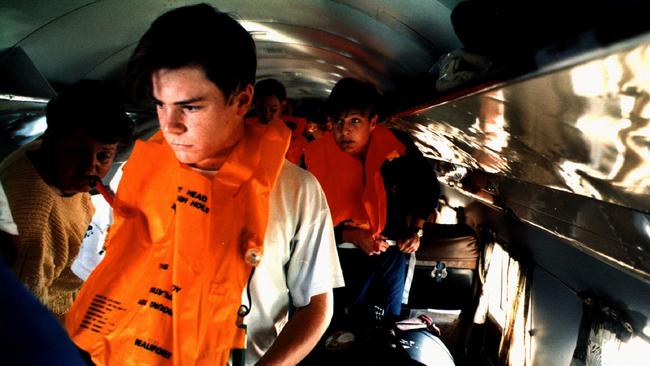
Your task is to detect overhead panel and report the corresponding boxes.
[0,47,55,98]
[397,33,650,210]
[0,0,457,98]
[0,0,92,50]
[336,0,462,56]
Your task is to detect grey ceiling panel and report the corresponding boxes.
[0,46,55,98]
[0,0,93,50]
[0,0,460,97]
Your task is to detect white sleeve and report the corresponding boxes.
[71,194,112,280]
[71,162,125,280]
[0,182,18,235]
[286,173,345,308]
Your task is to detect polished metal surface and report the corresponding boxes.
[392,33,650,282]
[0,98,46,159]
[394,33,650,214]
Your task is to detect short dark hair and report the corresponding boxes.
[325,78,381,120]
[254,79,287,102]
[46,79,134,144]
[126,3,256,102]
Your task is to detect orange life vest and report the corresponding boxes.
[285,133,309,165]
[304,125,406,237]
[281,115,307,139]
[66,119,290,366]
[246,116,308,164]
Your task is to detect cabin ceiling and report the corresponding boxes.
[0,0,463,99]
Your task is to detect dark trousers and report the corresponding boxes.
[335,246,407,319]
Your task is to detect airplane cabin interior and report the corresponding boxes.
[1,1,650,365]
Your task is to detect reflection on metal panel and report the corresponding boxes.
[392,36,650,283]
[0,98,47,160]
[436,164,650,283]
[393,38,650,215]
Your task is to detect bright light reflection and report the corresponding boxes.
[558,161,604,199]
[604,55,624,95]
[644,223,650,239]
[413,124,454,161]
[619,94,636,117]
[619,118,650,193]
[602,335,650,366]
[475,91,510,173]
[624,45,650,94]
[571,62,609,97]
[571,54,623,97]
[573,115,630,181]
[437,206,458,224]
[484,114,509,152]
[16,116,47,137]
[241,21,299,44]
[446,196,466,210]
[575,116,631,142]
[567,43,650,197]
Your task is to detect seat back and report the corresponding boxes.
[408,223,480,311]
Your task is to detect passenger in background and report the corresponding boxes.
[252,78,286,125]
[0,79,133,321]
[66,4,343,366]
[0,181,19,265]
[304,107,332,142]
[250,78,309,164]
[304,78,439,323]
[284,97,297,117]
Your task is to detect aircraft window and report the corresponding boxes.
[475,242,531,366]
[477,243,506,326]
[435,196,460,225]
[614,334,650,364]
[572,293,650,365]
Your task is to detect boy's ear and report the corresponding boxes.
[235,84,254,115]
[369,114,378,130]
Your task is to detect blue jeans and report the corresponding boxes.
[336,246,407,318]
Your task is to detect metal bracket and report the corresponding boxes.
[430,262,448,282]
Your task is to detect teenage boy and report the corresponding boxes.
[304,78,439,322]
[66,4,343,365]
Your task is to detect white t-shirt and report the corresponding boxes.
[241,161,344,365]
[71,164,124,280]
[0,181,18,235]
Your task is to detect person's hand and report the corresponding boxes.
[342,227,388,256]
[371,235,390,255]
[398,232,420,254]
